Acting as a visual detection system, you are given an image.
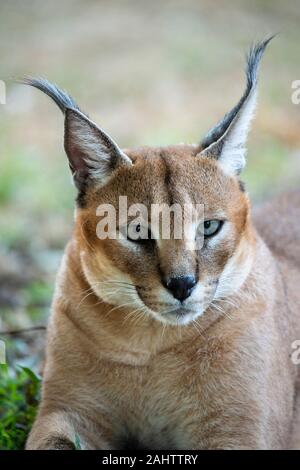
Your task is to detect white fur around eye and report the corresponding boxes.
[214,235,254,299]
[203,220,229,249]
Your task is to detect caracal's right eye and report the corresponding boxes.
[126,223,152,244]
[198,220,224,239]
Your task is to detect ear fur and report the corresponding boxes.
[20,78,132,192]
[64,109,132,190]
[197,37,274,175]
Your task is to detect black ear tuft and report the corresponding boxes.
[245,36,275,92]
[20,78,132,201]
[198,36,274,175]
[200,36,274,152]
[19,77,80,114]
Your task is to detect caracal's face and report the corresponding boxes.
[77,145,253,326]
[25,41,270,325]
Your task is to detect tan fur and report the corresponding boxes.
[25,144,300,450]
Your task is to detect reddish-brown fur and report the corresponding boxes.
[26,144,300,449]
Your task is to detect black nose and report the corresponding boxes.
[165,275,197,302]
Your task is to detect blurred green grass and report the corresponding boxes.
[0,365,40,450]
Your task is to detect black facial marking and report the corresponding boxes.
[164,163,171,186]
[76,187,87,208]
[239,180,246,192]
[160,152,174,206]
[195,256,200,280]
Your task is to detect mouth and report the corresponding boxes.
[137,292,205,325]
[161,309,202,325]
[136,281,219,326]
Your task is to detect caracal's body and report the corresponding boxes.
[25,40,300,449]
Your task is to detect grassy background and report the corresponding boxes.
[0,0,300,449]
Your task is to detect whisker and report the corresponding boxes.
[210,300,234,321]
[192,319,205,339]
[160,322,167,343]
[103,300,137,317]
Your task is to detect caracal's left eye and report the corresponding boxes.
[202,220,223,238]
[126,223,152,244]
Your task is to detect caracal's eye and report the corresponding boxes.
[202,220,223,238]
[126,223,152,243]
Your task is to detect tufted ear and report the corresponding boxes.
[197,37,273,176]
[64,108,131,190]
[20,78,132,191]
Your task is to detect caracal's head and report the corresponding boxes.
[23,38,272,325]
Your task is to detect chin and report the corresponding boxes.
[152,308,204,326]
